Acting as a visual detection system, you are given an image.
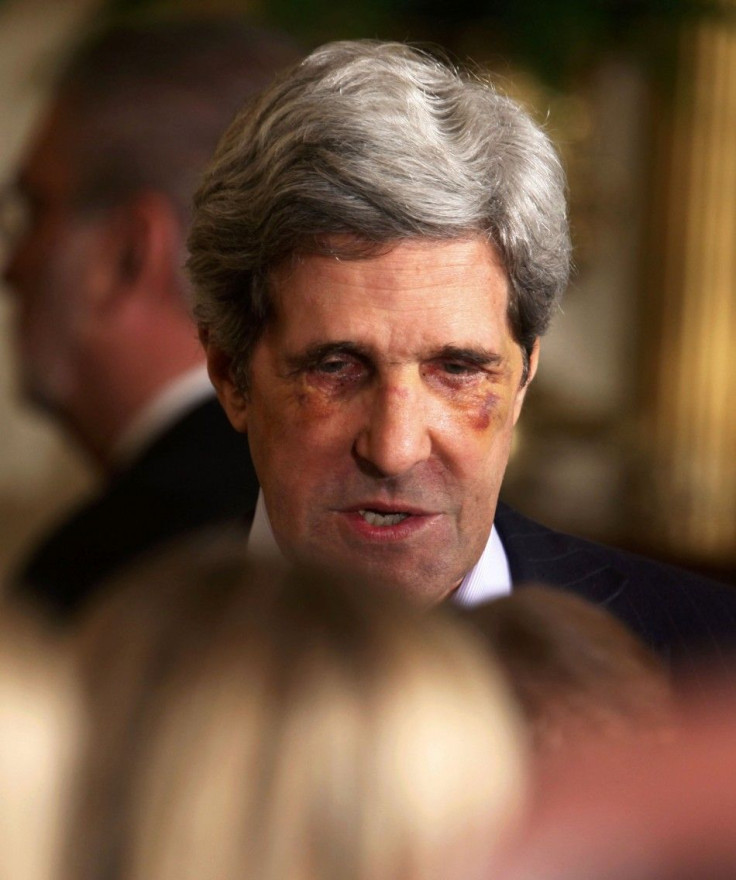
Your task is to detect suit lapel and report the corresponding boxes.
[494,502,630,608]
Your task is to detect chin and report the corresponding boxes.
[23,378,62,416]
[283,535,457,606]
[336,556,454,607]
[20,368,72,424]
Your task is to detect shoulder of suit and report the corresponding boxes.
[494,501,731,594]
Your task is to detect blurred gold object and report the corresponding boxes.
[645,5,736,564]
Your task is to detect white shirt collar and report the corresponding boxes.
[451,526,512,606]
[247,491,511,605]
[247,492,282,557]
[112,364,215,467]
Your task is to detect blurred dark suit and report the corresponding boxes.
[15,398,258,621]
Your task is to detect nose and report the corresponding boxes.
[353,372,432,478]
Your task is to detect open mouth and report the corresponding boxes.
[358,509,410,527]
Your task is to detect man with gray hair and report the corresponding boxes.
[189,40,736,667]
[4,18,299,619]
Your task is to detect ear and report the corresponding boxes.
[92,192,183,314]
[512,338,540,425]
[200,327,249,434]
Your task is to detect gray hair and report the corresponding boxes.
[188,40,571,388]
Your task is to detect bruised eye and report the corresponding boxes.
[440,361,479,375]
[421,357,495,393]
[429,359,485,381]
[316,358,353,374]
[308,354,369,387]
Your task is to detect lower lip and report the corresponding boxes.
[339,511,440,542]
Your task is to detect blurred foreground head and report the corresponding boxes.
[0,609,80,880]
[463,585,674,756]
[501,679,736,880]
[69,541,526,880]
[3,17,299,463]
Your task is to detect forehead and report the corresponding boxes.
[268,237,512,349]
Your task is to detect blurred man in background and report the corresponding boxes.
[3,17,298,620]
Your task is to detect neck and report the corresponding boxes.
[63,336,207,472]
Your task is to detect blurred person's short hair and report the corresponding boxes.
[462,585,674,754]
[68,536,527,880]
[54,16,301,230]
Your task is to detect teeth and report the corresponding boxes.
[359,510,409,527]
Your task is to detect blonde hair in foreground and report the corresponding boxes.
[71,539,527,880]
[0,609,80,880]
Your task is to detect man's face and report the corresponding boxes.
[2,104,103,415]
[210,238,537,604]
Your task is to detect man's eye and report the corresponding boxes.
[439,361,480,376]
[308,356,368,385]
[316,359,351,374]
[423,359,487,388]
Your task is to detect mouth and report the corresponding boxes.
[357,509,411,527]
[337,504,439,541]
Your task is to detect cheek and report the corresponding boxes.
[289,375,369,437]
[292,383,340,421]
[465,391,501,432]
[293,361,378,414]
[454,386,515,436]
[250,385,354,466]
[445,390,517,487]
[25,274,74,349]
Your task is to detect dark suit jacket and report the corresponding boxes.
[494,502,736,672]
[14,398,259,622]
